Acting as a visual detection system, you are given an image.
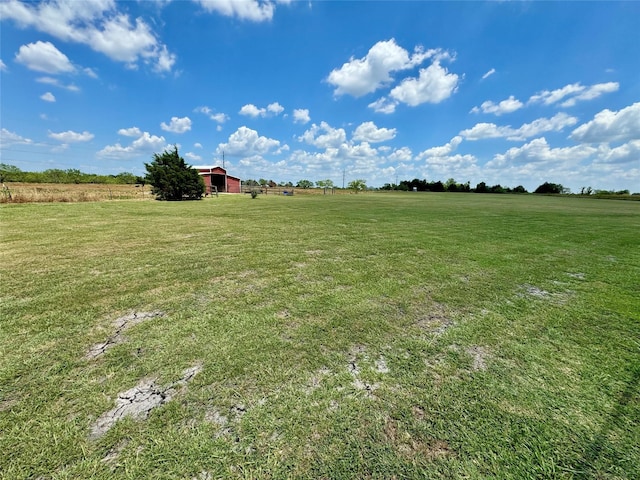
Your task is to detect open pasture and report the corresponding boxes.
[1,193,638,478]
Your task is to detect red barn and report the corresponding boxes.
[194,166,241,194]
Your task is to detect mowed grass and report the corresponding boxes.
[1,193,638,479]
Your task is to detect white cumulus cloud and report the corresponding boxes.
[267,102,284,115]
[239,104,265,117]
[470,95,523,116]
[0,128,33,147]
[15,41,75,74]
[118,127,143,137]
[327,39,438,97]
[352,121,396,143]
[298,122,347,149]
[1,0,175,72]
[36,76,79,91]
[461,113,578,141]
[387,146,413,162]
[389,61,459,106]
[570,102,640,143]
[293,109,310,124]
[529,82,619,107]
[195,106,229,123]
[239,102,284,118]
[0,59,7,71]
[193,0,282,22]
[40,92,56,102]
[368,97,398,114]
[98,131,168,158]
[48,130,94,142]
[594,140,640,165]
[488,137,596,168]
[218,126,281,156]
[418,136,463,158]
[160,116,192,134]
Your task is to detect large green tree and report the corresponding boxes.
[144,146,204,201]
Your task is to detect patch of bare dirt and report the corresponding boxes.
[465,345,490,371]
[519,284,551,299]
[375,356,390,373]
[411,405,426,420]
[416,314,454,335]
[193,472,213,480]
[205,402,250,439]
[347,345,379,397]
[0,397,19,412]
[101,439,129,464]
[384,417,454,460]
[89,363,202,440]
[566,272,586,280]
[86,311,165,359]
[304,367,332,394]
[410,293,456,335]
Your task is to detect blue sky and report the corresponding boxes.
[1,0,639,192]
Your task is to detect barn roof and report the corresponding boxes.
[193,165,224,171]
[193,165,241,181]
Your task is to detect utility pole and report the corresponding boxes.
[342,169,345,189]
[222,150,225,169]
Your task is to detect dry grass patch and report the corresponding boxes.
[1,182,146,203]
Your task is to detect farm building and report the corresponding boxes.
[194,166,241,194]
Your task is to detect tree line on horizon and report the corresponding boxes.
[1,163,634,196]
[0,164,138,185]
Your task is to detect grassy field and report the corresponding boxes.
[1,193,638,479]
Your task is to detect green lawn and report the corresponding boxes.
[1,193,638,479]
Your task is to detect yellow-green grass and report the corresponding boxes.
[1,193,638,478]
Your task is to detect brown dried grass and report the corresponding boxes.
[0,182,150,203]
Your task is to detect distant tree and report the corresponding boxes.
[115,172,137,184]
[297,179,313,189]
[316,179,335,189]
[0,164,22,182]
[444,178,457,191]
[429,181,445,192]
[348,179,367,193]
[534,182,563,194]
[474,182,489,193]
[244,179,259,187]
[512,185,527,194]
[144,146,204,201]
[445,181,462,192]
